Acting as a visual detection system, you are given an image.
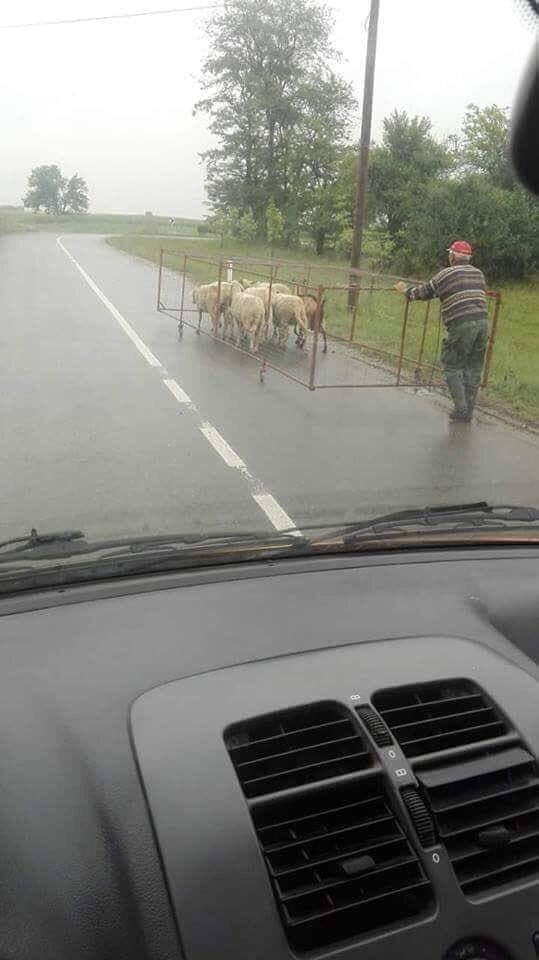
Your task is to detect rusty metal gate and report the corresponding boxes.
[156,249,501,393]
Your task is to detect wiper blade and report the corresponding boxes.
[0,528,305,565]
[0,528,86,553]
[308,502,539,545]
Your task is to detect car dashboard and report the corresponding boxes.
[0,545,538,960]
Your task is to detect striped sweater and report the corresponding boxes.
[406,264,488,325]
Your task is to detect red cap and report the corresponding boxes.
[448,240,472,255]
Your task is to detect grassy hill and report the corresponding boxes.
[0,207,202,236]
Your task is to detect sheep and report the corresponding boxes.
[192,280,236,334]
[271,294,310,349]
[294,281,328,352]
[227,280,267,353]
[298,294,328,353]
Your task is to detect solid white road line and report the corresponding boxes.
[56,236,162,367]
[57,235,300,537]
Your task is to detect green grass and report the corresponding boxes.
[0,207,202,237]
[108,233,539,425]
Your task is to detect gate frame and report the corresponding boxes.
[156,248,501,393]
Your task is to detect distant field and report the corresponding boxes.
[108,233,539,426]
[0,207,202,236]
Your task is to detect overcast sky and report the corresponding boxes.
[1,0,534,217]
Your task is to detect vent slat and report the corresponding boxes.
[242,750,370,797]
[460,851,539,890]
[225,703,372,798]
[438,796,539,838]
[391,706,496,738]
[284,876,430,926]
[399,721,505,757]
[236,733,365,776]
[275,840,412,896]
[380,693,482,724]
[373,680,507,758]
[451,825,539,865]
[430,772,539,813]
[261,798,388,852]
[268,821,402,876]
[420,745,539,899]
[257,793,385,841]
[229,718,352,762]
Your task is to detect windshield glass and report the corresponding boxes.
[1,0,538,581]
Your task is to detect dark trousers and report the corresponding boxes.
[441,315,489,412]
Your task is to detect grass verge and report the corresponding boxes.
[0,207,202,237]
[108,234,539,425]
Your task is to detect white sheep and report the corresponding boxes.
[228,281,267,353]
[192,280,235,333]
[271,294,310,348]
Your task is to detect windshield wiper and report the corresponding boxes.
[0,528,86,553]
[308,502,539,546]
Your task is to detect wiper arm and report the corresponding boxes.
[308,502,539,545]
[0,528,305,565]
[0,528,86,553]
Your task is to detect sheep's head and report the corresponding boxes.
[230,280,243,298]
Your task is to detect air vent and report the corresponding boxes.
[418,746,539,898]
[373,680,507,758]
[251,777,433,950]
[225,703,371,798]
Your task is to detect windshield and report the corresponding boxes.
[1,0,538,586]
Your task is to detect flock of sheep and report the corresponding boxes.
[191,277,327,354]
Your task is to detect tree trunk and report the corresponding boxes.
[315,228,326,256]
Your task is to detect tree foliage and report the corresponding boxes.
[22,165,89,214]
[368,111,453,242]
[196,0,355,250]
[395,176,539,280]
[459,103,513,189]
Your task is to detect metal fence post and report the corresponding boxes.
[415,301,431,382]
[308,286,323,390]
[349,280,361,342]
[482,293,501,387]
[396,298,410,386]
[157,248,164,310]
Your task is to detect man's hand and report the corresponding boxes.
[394,280,408,294]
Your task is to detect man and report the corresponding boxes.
[395,241,489,422]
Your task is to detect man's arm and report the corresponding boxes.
[394,276,439,300]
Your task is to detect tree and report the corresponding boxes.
[266,199,284,251]
[396,176,539,280]
[196,0,355,244]
[60,174,89,214]
[237,208,258,243]
[459,103,513,189]
[22,164,65,213]
[368,111,453,242]
[22,165,89,214]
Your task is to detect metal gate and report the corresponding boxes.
[156,249,501,392]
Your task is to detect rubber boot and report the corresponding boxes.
[445,371,469,421]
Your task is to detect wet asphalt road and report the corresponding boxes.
[1,232,538,542]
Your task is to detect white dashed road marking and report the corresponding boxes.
[56,236,300,537]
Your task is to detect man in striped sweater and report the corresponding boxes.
[395,241,489,422]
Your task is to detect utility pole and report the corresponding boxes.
[348,0,380,307]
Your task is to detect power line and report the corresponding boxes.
[1,4,223,29]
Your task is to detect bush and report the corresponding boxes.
[396,176,539,280]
